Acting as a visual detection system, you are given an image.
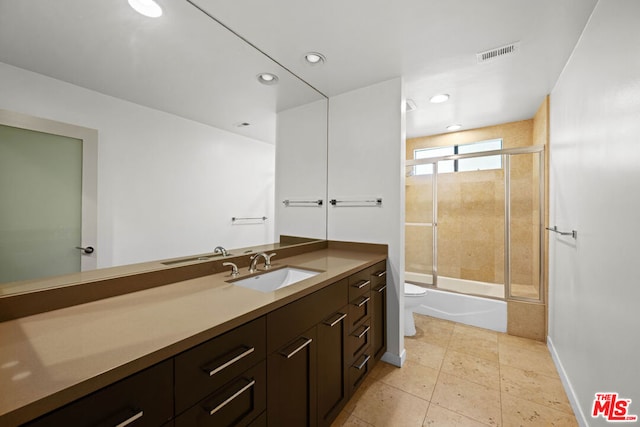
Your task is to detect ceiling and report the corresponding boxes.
[193,0,598,138]
[0,0,598,140]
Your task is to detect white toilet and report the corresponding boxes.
[404,283,427,336]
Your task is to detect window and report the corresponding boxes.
[413,139,502,175]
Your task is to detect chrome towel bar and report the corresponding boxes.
[329,198,382,206]
[282,199,323,206]
[546,225,577,239]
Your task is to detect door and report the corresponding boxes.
[0,110,97,284]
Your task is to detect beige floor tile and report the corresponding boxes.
[498,342,558,378]
[431,372,502,426]
[441,349,500,390]
[502,394,578,426]
[413,314,455,347]
[404,338,447,370]
[423,404,492,427]
[341,414,375,427]
[453,323,499,342]
[500,365,573,415]
[376,360,439,401]
[351,380,430,427]
[449,332,499,363]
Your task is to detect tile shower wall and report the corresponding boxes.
[406,120,539,294]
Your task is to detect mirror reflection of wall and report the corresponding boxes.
[0,0,328,289]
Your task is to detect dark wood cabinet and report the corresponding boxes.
[370,261,388,361]
[174,360,266,427]
[174,317,266,415]
[25,360,174,427]
[21,259,387,427]
[317,306,349,427]
[267,326,317,427]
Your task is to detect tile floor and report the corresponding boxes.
[331,314,577,426]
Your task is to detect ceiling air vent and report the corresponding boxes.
[405,99,417,112]
[477,42,520,63]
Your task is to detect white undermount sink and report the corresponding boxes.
[230,267,320,292]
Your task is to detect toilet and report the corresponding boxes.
[404,282,427,336]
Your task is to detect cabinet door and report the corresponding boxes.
[267,326,317,427]
[317,307,349,427]
[371,270,387,361]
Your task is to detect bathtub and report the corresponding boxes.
[405,271,507,332]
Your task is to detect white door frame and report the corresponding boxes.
[0,109,98,272]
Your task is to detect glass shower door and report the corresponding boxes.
[405,163,435,286]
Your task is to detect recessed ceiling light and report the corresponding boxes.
[257,73,279,85]
[446,124,462,132]
[304,52,326,65]
[429,94,450,104]
[128,0,163,18]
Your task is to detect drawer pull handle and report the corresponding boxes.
[375,270,387,277]
[205,378,256,416]
[279,337,313,359]
[354,354,371,370]
[374,284,387,293]
[323,312,347,327]
[352,280,370,289]
[354,324,370,339]
[202,346,255,377]
[114,409,143,427]
[354,296,370,307]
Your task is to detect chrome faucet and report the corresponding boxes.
[214,246,228,257]
[248,252,276,273]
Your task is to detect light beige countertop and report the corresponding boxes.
[0,247,386,426]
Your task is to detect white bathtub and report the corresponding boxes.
[405,272,507,332]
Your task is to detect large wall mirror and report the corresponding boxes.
[0,0,328,294]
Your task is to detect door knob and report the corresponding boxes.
[75,246,95,254]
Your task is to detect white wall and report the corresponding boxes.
[548,1,640,425]
[0,62,275,268]
[275,99,327,239]
[328,78,405,366]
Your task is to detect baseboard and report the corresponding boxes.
[381,348,406,367]
[547,336,589,427]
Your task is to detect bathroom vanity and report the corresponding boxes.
[0,241,387,426]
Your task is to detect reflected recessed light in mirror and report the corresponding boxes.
[257,73,279,85]
[128,0,163,18]
[429,94,450,103]
[304,52,326,65]
[446,124,462,131]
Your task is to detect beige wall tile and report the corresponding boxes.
[507,301,546,341]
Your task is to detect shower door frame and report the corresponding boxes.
[406,145,545,302]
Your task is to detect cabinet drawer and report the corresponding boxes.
[25,360,173,427]
[267,279,347,353]
[175,317,266,414]
[175,360,266,427]
[348,353,371,396]
[348,269,371,300]
[348,321,370,362]
[370,261,387,289]
[348,294,370,331]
